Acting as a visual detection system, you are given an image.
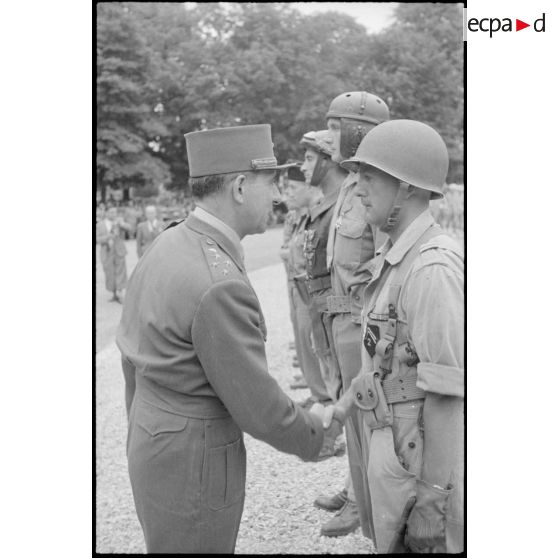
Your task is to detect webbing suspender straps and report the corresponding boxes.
[374,223,444,377]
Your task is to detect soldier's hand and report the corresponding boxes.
[309,403,337,429]
[308,402,326,424]
[404,479,453,553]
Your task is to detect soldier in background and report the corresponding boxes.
[315,91,390,538]
[136,205,164,258]
[327,120,464,553]
[282,165,329,407]
[96,205,131,303]
[298,130,360,536]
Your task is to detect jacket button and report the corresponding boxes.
[354,295,360,301]
[408,442,416,449]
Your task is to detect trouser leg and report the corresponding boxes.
[307,302,338,402]
[292,286,330,402]
[330,314,374,539]
[287,282,304,367]
[127,407,245,553]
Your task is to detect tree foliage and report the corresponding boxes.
[97,2,464,197]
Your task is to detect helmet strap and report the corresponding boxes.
[380,181,410,233]
[310,153,331,186]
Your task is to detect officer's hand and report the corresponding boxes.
[404,479,453,553]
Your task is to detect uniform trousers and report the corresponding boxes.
[326,313,373,538]
[289,282,330,402]
[127,396,246,553]
[101,250,127,293]
[308,294,340,402]
[286,279,304,367]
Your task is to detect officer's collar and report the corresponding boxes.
[186,211,245,271]
[384,210,435,266]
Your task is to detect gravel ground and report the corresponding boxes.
[96,258,375,554]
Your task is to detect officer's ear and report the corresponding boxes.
[231,174,248,205]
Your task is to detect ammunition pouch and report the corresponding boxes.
[353,371,426,431]
[306,274,331,295]
[352,372,393,430]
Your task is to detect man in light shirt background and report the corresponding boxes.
[136,205,164,258]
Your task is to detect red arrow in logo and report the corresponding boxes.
[516,19,530,31]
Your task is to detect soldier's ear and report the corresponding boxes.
[231,174,247,204]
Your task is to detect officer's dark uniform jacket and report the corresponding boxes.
[302,189,339,307]
[116,211,324,553]
[297,190,339,364]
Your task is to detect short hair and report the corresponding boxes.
[189,170,273,199]
[189,173,236,199]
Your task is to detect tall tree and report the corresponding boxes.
[97,2,170,200]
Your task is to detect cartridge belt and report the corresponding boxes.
[382,373,426,404]
[327,295,351,314]
[306,274,331,294]
[310,294,329,313]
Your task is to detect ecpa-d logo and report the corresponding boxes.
[465,12,546,38]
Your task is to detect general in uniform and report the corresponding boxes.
[331,120,464,553]
[116,124,327,554]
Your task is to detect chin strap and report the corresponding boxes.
[310,153,331,186]
[380,181,410,233]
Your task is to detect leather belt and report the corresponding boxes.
[327,295,351,314]
[306,275,331,294]
[135,375,231,419]
[310,294,329,313]
[382,373,426,404]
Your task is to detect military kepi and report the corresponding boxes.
[185,124,294,178]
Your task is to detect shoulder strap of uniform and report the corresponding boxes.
[164,218,185,231]
[388,223,445,303]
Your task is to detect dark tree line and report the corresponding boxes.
[97,2,464,199]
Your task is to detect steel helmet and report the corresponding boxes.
[326,91,390,160]
[340,120,449,199]
[300,130,335,186]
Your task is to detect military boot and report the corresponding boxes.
[320,500,360,537]
[314,488,347,511]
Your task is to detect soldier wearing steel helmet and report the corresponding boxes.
[312,91,390,538]
[324,120,464,553]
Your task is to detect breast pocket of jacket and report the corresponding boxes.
[335,217,367,270]
[205,437,246,510]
